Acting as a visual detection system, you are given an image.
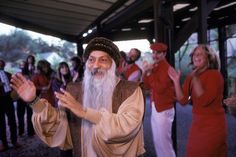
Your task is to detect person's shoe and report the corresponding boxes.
[12,142,22,148]
[0,144,8,152]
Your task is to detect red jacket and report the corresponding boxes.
[123,63,141,81]
[143,59,175,112]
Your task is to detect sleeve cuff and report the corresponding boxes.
[29,96,40,106]
[31,99,47,113]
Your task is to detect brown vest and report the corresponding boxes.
[66,80,139,157]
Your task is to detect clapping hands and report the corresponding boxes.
[168,66,181,83]
[141,61,154,75]
[55,88,85,118]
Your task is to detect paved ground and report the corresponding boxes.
[1,97,236,157]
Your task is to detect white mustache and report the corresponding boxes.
[91,68,106,76]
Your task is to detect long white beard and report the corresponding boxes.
[81,60,117,156]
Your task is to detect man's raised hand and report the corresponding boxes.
[10,73,36,102]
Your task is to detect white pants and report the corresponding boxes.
[151,102,176,157]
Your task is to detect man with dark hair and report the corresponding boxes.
[0,60,21,152]
[11,37,145,157]
[119,48,142,82]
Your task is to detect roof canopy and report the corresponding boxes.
[0,0,236,43]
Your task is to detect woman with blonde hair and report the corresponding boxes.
[168,44,227,157]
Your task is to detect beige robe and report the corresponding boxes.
[31,80,145,157]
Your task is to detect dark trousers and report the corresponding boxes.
[17,99,35,136]
[60,149,73,157]
[0,94,17,147]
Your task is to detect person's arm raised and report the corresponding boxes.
[168,66,184,101]
[10,73,36,102]
[11,73,73,150]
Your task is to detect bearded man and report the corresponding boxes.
[10,37,145,157]
[118,48,142,82]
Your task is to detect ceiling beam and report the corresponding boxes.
[198,0,207,43]
[78,0,153,43]
[173,0,220,53]
[103,0,152,31]
[77,0,129,41]
[108,30,151,41]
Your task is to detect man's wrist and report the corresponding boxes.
[28,96,40,107]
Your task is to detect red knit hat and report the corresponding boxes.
[150,42,168,52]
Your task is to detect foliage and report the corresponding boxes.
[0,29,76,73]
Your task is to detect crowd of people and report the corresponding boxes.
[0,36,235,157]
[0,54,84,156]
